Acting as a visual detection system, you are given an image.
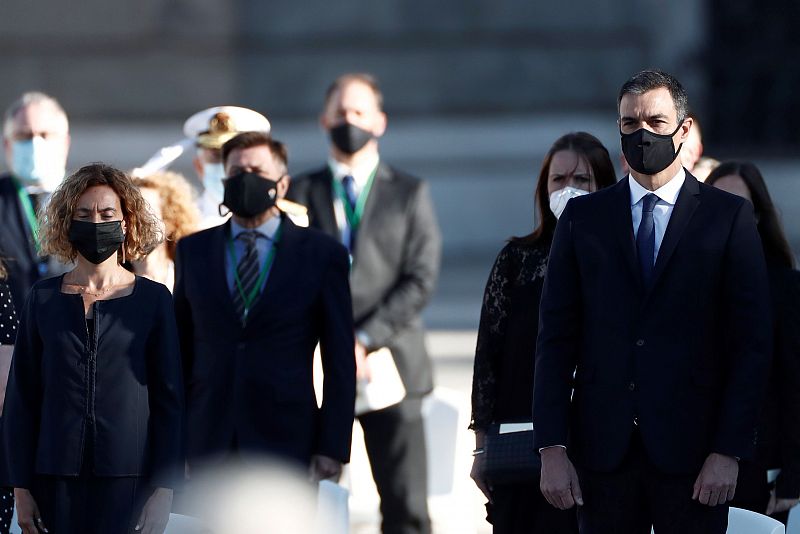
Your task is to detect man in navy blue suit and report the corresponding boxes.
[533,70,772,533]
[174,131,356,481]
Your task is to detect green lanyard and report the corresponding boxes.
[331,165,378,232]
[12,178,40,251]
[227,223,282,316]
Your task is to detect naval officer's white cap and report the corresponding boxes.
[183,106,271,150]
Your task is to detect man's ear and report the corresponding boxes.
[277,174,291,197]
[680,117,693,143]
[373,111,388,138]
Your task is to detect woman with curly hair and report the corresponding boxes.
[132,171,200,291]
[2,163,184,534]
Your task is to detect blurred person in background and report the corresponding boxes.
[1,92,70,310]
[183,106,271,228]
[132,171,201,291]
[0,260,17,534]
[288,72,441,534]
[707,161,800,526]
[174,132,355,483]
[692,156,721,182]
[2,164,183,534]
[470,132,616,534]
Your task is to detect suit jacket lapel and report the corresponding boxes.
[354,162,390,239]
[613,177,642,289]
[209,221,240,323]
[645,173,701,301]
[309,168,340,239]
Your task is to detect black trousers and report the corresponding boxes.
[577,430,728,534]
[487,481,578,534]
[358,398,431,534]
[33,474,148,534]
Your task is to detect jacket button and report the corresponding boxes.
[629,382,636,391]
[636,339,645,347]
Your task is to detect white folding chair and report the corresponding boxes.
[316,480,349,534]
[650,506,784,534]
[10,511,208,534]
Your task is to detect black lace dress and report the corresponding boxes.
[0,283,17,534]
[470,239,577,534]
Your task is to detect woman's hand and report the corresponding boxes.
[15,488,47,533]
[470,453,492,503]
[135,487,173,534]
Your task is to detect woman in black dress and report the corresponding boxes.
[0,263,17,534]
[707,161,800,525]
[470,132,617,534]
[3,163,184,534]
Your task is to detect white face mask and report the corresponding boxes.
[202,162,226,203]
[11,137,66,192]
[549,186,590,219]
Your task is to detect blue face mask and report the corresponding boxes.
[11,137,66,191]
[202,162,226,203]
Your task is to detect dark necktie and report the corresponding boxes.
[232,231,263,320]
[341,175,359,252]
[636,193,659,286]
[341,175,358,212]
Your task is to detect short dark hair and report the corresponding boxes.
[324,73,384,111]
[618,69,689,123]
[221,131,288,172]
[706,161,794,268]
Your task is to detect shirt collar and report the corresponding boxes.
[328,153,380,188]
[628,167,686,207]
[230,214,281,240]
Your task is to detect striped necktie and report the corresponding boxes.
[232,231,263,320]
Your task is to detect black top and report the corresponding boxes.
[0,283,16,345]
[2,275,184,489]
[470,240,549,431]
[756,264,800,497]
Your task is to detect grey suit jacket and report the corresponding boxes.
[288,161,442,396]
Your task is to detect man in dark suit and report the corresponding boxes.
[533,70,772,533]
[288,73,441,534]
[1,92,70,309]
[174,131,356,481]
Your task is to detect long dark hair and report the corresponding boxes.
[706,161,794,268]
[513,132,617,245]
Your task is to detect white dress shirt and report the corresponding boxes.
[629,168,685,264]
[327,154,380,248]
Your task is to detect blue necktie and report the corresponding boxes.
[341,175,358,252]
[636,193,658,286]
[341,175,358,212]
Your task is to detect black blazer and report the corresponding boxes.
[174,217,356,465]
[533,173,772,475]
[2,276,184,488]
[287,163,441,396]
[0,174,41,310]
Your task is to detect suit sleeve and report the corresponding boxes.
[1,290,42,488]
[146,286,185,488]
[173,239,194,387]
[775,270,800,497]
[712,200,772,460]
[359,181,442,349]
[533,203,582,451]
[316,243,357,462]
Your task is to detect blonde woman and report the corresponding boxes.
[132,171,200,291]
[2,164,183,534]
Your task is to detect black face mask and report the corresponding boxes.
[620,123,683,175]
[222,171,279,218]
[329,122,374,155]
[68,220,125,264]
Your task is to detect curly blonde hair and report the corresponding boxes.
[132,171,200,260]
[40,163,163,263]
